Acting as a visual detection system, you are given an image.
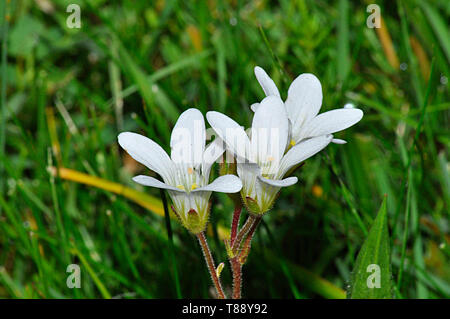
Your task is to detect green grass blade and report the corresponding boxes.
[337,0,350,84]
[348,197,393,298]
[0,0,9,216]
[420,2,450,64]
[161,189,182,299]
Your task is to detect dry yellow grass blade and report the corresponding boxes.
[376,16,400,69]
[53,167,232,237]
[410,36,430,80]
[187,25,203,52]
[45,107,62,167]
[50,167,232,238]
[50,167,166,217]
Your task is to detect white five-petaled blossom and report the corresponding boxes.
[252,66,364,146]
[118,108,242,234]
[207,96,333,215]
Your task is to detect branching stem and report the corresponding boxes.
[229,214,262,299]
[238,216,261,261]
[231,215,253,253]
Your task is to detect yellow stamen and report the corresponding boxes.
[176,185,185,190]
[290,139,296,147]
[191,183,198,190]
[267,156,275,162]
[187,167,193,175]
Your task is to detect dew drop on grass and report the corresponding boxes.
[344,103,355,109]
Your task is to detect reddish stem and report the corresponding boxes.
[231,216,253,254]
[230,215,262,299]
[238,216,261,262]
[230,257,242,299]
[230,205,242,247]
[196,232,226,299]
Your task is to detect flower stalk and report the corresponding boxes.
[230,204,242,247]
[196,232,226,299]
[230,257,242,299]
[238,216,261,264]
[231,215,253,254]
[229,213,262,299]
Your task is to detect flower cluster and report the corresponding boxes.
[207,67,363,214]
[118,67,363,228]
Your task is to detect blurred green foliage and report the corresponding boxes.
[0,0,448,298]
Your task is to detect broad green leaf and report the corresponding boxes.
[348,197,393,298]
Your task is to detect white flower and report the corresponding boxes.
[118,108,242,234]
[252,66,363,146]
[207,96,332,215]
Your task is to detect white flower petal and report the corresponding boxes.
[285,73,323,141]
[132,175,183,192]
[331,138,347,144]
[251,95,289,162]
[206,111,252,161]
[238,162,261,175]
[303,108,363,137]
[193,174,242,193]
[254,66,280,97]
[258,175,298,188]
[250,103,260,112]
[237,162,261,200]
[279,135,332,176]
[202,137,225,179]
[118,132,174,182]
[170,108,205,165]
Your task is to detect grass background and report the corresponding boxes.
[0,0,449,298]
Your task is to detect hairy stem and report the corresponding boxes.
[230,205,242,247]
[196,232,226,299]
[231,216,253,254]
[238,216,261,262]
[230,215,261,299]
[230,257,242,299]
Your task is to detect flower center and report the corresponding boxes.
[172,164,205,192]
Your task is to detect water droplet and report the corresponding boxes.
[344,102,355,109]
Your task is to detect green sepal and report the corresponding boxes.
[243,196,262,215]
[224,238,235,258]
[185,208,206,234]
